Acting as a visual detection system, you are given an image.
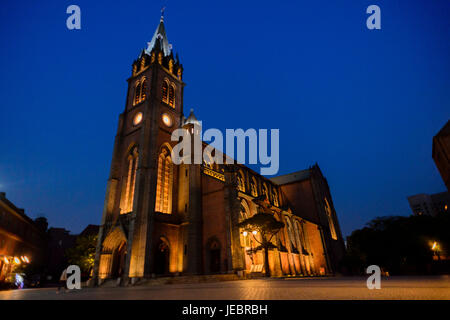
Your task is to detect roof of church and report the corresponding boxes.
[145,15,171,57]
[269,169,312,185]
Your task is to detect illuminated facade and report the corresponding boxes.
[0,192,46,281]
[93,14,345,283]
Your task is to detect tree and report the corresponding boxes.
[237,208,284,277]
[344,213,450,275]
[66,234,97,277]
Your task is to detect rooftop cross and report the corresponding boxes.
[160,6,166,22]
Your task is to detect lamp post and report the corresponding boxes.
[431,241,440,261]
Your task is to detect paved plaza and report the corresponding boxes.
[0,276,449,300]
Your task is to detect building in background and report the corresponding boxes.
[0,192,47,281]
[93,13,346,284]
[432,120,450,191]
[45,227,77,281]
[45,224,99,282]
[407,192,450,216]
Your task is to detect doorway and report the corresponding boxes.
[111,241,127,278]
[209,240,221,273]
[155,238,170,275]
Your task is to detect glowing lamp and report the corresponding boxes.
[14,257,21,264]
[252,230,258,235]
[242,231,248,237]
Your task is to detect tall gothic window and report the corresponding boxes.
[133,77,148,105]
[262,183,269,202]
[141,78,147,100]
[324,198,338,240]
[120,147,139,214]
[237,170,245,192]
[272,188,279,207]
[284,217,298,253]
[239,200,251,248]
[155,146,173,214]
[134,82,141,105]
[162,80,169,104]
[168,84,175,107]
[161,79,176,108]
[250,177,258,197]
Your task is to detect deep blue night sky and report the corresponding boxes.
[0,0,449,237]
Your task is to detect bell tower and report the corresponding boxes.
[93,12,186,284]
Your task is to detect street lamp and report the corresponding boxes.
[431,241,440,261]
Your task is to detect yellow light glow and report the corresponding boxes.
[445,205,448,211]
[133,112,143,125]
[13,257,21,264]
[24,256,30,263]
[432,242,437,250]
[162,113,172,127]
[243,231,248,237]
[4,257,9,264]
[252,230,258,235]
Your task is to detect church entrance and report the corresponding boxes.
[208,240,221,273]
[111,241,127,278]
[155,239,170,275]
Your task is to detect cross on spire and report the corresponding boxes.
[160,6,166,22]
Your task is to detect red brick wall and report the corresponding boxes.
[201,175,228,272]
[279,180,320,224]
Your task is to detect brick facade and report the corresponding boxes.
[93,16,345,284]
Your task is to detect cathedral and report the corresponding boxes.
[93,14,345,284]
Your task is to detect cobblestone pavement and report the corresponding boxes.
[0,276,449,300]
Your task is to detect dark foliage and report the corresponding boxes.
[344,213,450,275]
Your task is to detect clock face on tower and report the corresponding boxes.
[162,113,172,127]
[133,112,143,125]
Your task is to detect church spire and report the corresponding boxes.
[145,8,171,57]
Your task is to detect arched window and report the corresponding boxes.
[133,77,148,105]
[134,82,141,105]
[250,177,258,197]
[120,146,139,214]
[324,198,338,240]
[237,170,245,192]
[272,188,279,207]
[168,84,175,107]
[284,216,298,253]
[162,80,169,103]
[262,183,269,202]
[155,146,173,214]
[141,78,148,100]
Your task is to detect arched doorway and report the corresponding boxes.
[155,238,170,275]
[111,241,127,278]
[209,240,221,273]
[99,226,128,279]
